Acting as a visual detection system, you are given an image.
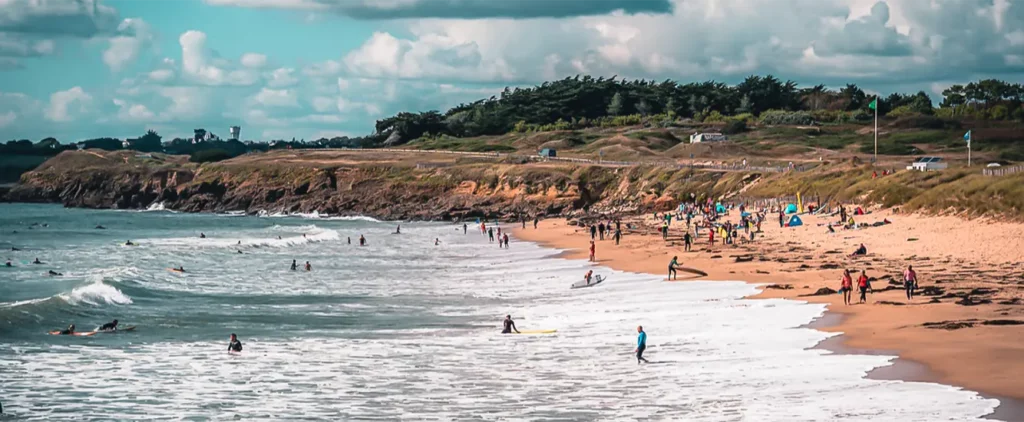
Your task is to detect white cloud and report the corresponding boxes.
[240,52,268,68]
[251,87,299,107]
[266,67,299,88]
[148,69,175,82]
[103,18,153,72]
[44,86,92,122]
[0,0,121,37]
[179,30,258,85]
[311,96,335,113]
[112,98,156,121]
[342,31,514,81]
[336,77,350,90]
[0,110,15,127]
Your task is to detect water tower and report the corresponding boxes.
[229,126,241,141]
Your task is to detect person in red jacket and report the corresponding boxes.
[857,270,870,303]
[588,240,596,262]
[841,269,853,305]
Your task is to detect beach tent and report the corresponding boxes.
[740,211,751,218]
[785,203,798,214]
[786,215,804,227]
[715,203,726,214]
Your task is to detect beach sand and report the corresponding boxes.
[513,209,1024,413]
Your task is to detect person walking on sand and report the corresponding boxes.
[668,256,681,280]
[488,227,494,243]
[684,232,692,252]
[533,216,539,229]
[708,229,715,246]
[613,228,621,245]
[589,240,596,262]
[598,222,605,240]
[857,270,870,303]
[904,265,918,300]
[840,269,853,305]
[635,326,649,364]
[590,224,597,240]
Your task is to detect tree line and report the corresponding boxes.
[368,76,1024,145]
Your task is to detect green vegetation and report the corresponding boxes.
[190,149,234,163]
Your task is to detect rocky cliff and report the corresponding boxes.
[5,150,744,220]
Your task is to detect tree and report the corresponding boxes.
[128,130,163,153]
[607,92,625,116]
[635,99,651,116]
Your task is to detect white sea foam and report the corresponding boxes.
[144,227,340,249]
[58,281,132,306]
[0,225,1000,420]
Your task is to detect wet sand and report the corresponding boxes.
[513,209,1024,418]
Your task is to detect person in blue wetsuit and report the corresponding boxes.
[635,325,648,364]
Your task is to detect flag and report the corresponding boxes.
[964,130,971,147]
[868,98,877,110]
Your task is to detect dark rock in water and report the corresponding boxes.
[764,284,793,290]
[819,263,840,269]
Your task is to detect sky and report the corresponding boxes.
[0,0,1022,142]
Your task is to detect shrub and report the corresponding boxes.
[722,119,748,134]
[890,115,961,130]
[190,149,233,163]
[759,110,814,126]
[703,110,726,123]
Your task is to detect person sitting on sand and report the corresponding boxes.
[501,315,520,334]
[840,270,853,305]
[850,244,867,256]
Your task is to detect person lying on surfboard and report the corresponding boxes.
[59,324,76,335]
[99,320,119,331]
[501,315,520,334]
[228,333,243,353]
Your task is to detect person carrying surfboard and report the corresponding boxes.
[635,326,649,364]
[99,320,119,331]
[501,315,520,334]
[228,334,243,353]
[668,256,681,280]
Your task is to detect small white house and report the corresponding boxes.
[907,156,948,171]
[689,132,727,143]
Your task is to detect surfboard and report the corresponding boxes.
[571,275,605,289]
[99,326,136,333]
[167,268,185,273]
[48,331,97,336]
[674,266,708,277]
[516,329,557,334]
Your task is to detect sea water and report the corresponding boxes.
[0,204,998,420]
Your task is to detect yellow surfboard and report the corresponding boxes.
[516,329,557,334]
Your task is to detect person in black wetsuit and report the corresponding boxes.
[290,260,298,271]
[99,320,118,331]
[228,334,243,353]
[501,315,520,334]
[59,324,76,335]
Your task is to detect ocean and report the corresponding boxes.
[0,203,998,420]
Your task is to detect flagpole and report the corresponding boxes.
[873,95,878,164]
[968,132,971,167]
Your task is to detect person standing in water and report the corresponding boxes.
[635,326,649,364]
[501,315,520,334]
[903,265,918,300]
[488,227,494,243]
[290,260,298,271]
[463,223,467,234]
[228,334,243,353]
[502,233,509,248]
[304,261,312,271]
[394,225,401,234]
[359,235,366,246]
[589,240,596,262]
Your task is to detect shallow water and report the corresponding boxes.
[0,204,998,420]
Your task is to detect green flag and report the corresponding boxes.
[868,98,877,110]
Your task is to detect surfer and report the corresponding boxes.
[290,259,298,271]
[635,326,648,364]
[48,270,62,276]
[463,223,467,234]
[304,261,312,271]
[59,324,76,335]
[394,225,401,234]
[435,238,440,246]
[200,233,206,238]
[683,232,692,252]
[584,270,593,285]
[668,256,680,280]
[95,225,106,230]
[10,247,19,251]
[125,240,134,246]
[32,258,42,264]
[501,315,520,334]
[99,320,119,331]
[175,266,185,272]
[4,261,11,267]
[359,235,366,246]
[228,334,243,353]
[348,237,351,244]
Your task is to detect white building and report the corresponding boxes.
[690,132,728,143]
[907,156,948,171]
[229,126,241,141]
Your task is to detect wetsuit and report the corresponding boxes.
[99,321,118,331]
[683,233,692,251]
[501,318,518,334]
[636,331,648,363]
[668,258,679,279]
[229,339,243,352]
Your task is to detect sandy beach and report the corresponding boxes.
[514,208,1024,412]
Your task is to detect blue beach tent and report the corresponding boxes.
[787,215,804,227]
[784,203,798,214]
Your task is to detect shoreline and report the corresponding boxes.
[513,213,1024,420]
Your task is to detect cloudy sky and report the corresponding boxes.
[0,0,1021,142]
